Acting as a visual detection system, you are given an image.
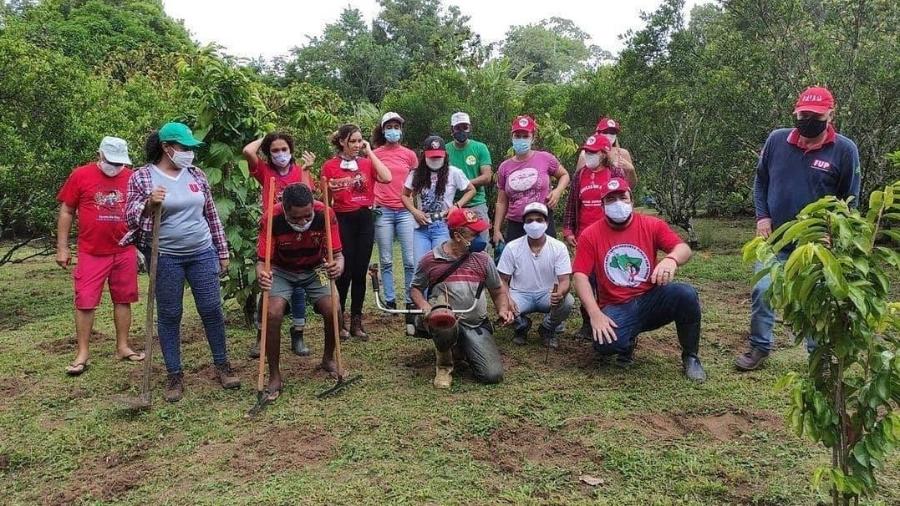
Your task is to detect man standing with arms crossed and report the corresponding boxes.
[735,86,861,371]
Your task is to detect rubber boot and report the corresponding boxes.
[290,326,310,356]
[433,348,454,389]
[248,328,261,359]
[405,303,417,336]
[339,311,350,341]
[350,314,369,341]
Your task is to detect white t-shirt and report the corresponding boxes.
[497,235,572,293]
[404,165,470,213]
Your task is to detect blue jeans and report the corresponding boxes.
[509,290,574,333]
[414,220,450,262]
[750,252,813,353]
[375,206,415,304]
[593,283,701,358]
[154,247,228,374]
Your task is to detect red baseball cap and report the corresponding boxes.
[595,117,620,133]
[511,115,537,133]
[599,177,631,199]
[794,86,835,114]
[582,133,611,153]
[422,135,446,157]
[446,207,489,233]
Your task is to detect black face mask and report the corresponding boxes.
[795,117,828,138]
[452,130,469,143]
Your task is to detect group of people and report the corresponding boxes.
[55,84,860,400]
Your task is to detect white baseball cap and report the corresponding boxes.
[380,111,404,127]
[450,112,471,127]
[523,202,549,218]
[98,136,132,165]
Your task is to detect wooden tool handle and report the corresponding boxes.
[321,179,344,379]
[256,178,276,393]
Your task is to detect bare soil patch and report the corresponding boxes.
[468,421,602,474]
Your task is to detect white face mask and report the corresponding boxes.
[167,149,194,170]
[288,215,314,233]
[425,158,444,171]
[272,152,292,168]
[523,221,548,239]
[99,161,124,177]
[604,200,633,223]
[339,158,358,171]
[602,133,617,145]
[584,153,602,169]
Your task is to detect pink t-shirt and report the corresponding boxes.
[373,144,418,209]
[497,150,560,222]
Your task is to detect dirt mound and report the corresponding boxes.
[195,426,336,479]
[46,448,155,504]
[633,410,780,442]
[468,422,602,473]
[45,330,114,354]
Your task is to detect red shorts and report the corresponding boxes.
[73,248,139,310]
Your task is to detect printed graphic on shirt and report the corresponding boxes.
[329,173,368,196]
[465,155,477,166]
[810,159,832,172]
[93,189,125,222]
[604,244,650,287]
[420,173,443,213]
[189,182,201,192]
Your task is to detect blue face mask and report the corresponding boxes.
[384,128,402,143]
[468,235,488,253]
[512,138,532,155]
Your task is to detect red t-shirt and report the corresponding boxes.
[56,163,133,256]
[250,159,314,210]
[575,167,614,237]
[320,156,376,212]
[572,213,683,306]
[257,201,342,273]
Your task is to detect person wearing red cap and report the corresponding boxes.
[572,178,706,382]
[493,115,570,245]
[576,117,637,186]
[409,207,514,389]
[736,85,860,371]
[563,133,628,338]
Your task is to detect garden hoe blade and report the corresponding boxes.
[316,374,362,399]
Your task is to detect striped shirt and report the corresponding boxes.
[411,246,501,327]
[120,164,229,259]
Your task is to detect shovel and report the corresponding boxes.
[117,205,161,412]
[317,179,362,399]
[247,178,277,418]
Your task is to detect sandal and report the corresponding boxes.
[66,362,89,376]
[264,387,282,403]
[116,352,146,363]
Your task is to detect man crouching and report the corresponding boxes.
[410,207,514,389]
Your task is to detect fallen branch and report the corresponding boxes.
[0,237,53,267]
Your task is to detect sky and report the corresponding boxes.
[162,0,705,61]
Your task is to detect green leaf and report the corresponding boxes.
[206,167,223,185]
[814,247,848,299]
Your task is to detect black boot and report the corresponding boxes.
[290,326,310,356]
[248,328,261,359]
[405,303,417,336]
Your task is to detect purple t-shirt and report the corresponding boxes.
[497,150,560,222]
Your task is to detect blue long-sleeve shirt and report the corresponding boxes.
[754,128,861,230]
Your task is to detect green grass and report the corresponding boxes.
[1,217,897,505]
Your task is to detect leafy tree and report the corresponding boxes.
[501,17,602,84]
[744,183,900,504]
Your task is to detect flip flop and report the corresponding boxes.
[66,362,89,376]
[116,352,146,363]
[264,387,282,403]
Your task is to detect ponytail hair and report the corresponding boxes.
[145,131,164,164]
[330,124,361,152]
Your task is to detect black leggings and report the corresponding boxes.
[336,208,375,315]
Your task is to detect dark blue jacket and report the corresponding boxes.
[754,128,860,230]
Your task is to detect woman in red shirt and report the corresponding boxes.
[576,117,637,187]
[320,124,392,339]
[242,133,316,358]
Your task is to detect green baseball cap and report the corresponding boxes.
[158,122,204,148]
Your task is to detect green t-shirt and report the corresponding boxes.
[445,139,492,206]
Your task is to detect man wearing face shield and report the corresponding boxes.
[56,136,144,376]
[255,184,345,400]
[409,207,515,389]
[735,86,861,371]
[572,178,706,382]
[498,203,574,349]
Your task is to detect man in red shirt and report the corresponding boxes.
[256,183,344,400]
[56,136,143,376]
[572,178,706,381]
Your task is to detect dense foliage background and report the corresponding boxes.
[1,0,898,285]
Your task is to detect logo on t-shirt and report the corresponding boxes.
[507,167,538,192]
[811,159,832,172]
[465,155,477,166]
[604,244,650,287]
[189,183,201,192]
[93,190,123,209]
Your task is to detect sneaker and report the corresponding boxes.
[385,300,397,310]
[513,318,531,346]
[734,348,769,371]
[683,355,707,382]
[290,327,310,356]
[433,366,453,389]
[539,325,559,349]
[164,372,184,402]
[614,353,634,369]
[215,362,241,389]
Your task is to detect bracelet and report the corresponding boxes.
[664,256,679,265]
